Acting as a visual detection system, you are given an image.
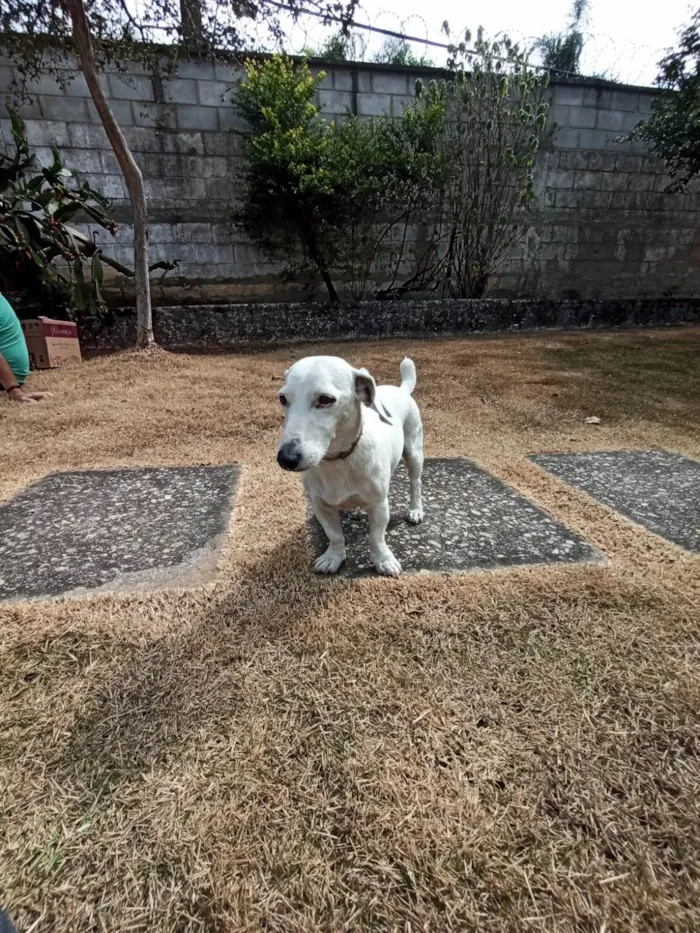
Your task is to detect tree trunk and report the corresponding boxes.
[303,227,340,302]
[67,0,154,348]
[180,0,204,44]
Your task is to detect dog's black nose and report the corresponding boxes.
[277,441,302,471]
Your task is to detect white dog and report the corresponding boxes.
[276,355,424,577]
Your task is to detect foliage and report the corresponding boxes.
[304,30,367,62]
[633,9,700,191]
[0,111,117,321]
[372,38,433,68]
[232,55,445,300]
[1,0,358,95]
[409,26,549,298]
[535,0,589,76]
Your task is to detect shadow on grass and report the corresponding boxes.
[542,331,700,429]
[58,526,350,790]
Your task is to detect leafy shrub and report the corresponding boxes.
[232,55,444,301]
[0,111,118,320]
[633,10,700,191]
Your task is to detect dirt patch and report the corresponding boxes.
[0,327,699,932]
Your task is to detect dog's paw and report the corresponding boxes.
[374,552,402,577]
[314,548,345,574]
[407,507,424,524]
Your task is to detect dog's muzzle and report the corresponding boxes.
[277,439,303,472]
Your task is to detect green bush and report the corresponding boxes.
[0,111,117,320]
[633,10,700,191]
[232,55,445,301]
[233,42,548,302]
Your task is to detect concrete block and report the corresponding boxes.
[578,129,608,150]
[171,243,234,264]
[121,126,161,152]
[308,66,331,90]
[63,149,103,174]
[621,111,643,133]
[162,130,205,155]
[176,105,217,131]
[0,96,42,120]
[198,80,231,107]
[612,91,639,112]
[573,171,602,190]
[150,224,175,244]
[69,122,108,149]
[553,85,585,107]
[601,171,630,192]
[87,99,134,126]
[41,97,88,123]
[548,104,570,127]
[568,107,597,129]
[62,73,92,97]
[213,61,244,83]
[174,222,214,243]
[391,95,413,117]
[177,60,216,80]
[596,109,624,132]
[108,74,154,101]
[334,68,353,91]
[546,168,575,189]
[205,176,237,200]
[203,132,239,156]
[586,151,617,172]
[553,126,579,149]
[356,71,372,93]
[558,150,589,170]
[133,102,177,129]
[358,93,392,117]
[627,173,655,192]
[372,72,408,95]
[217,107,248,132]
[637,94,656,114]
[25,119,71,148]
[84,174,126,200]
[319,91,354,114]
[608,191,637,211]
[616,155,643,173]
[163,78,199,105]
[548,224,578,244]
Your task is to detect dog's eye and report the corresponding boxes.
[279,394,287,406]
[317,395,336,407]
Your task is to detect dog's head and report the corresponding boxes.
[276,356,392,472]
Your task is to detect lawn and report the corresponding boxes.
[1,327,699,932]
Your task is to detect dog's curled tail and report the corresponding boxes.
[400,357,417,395]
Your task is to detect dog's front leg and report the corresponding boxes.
[311,497,346,574]
[367,497,401,577]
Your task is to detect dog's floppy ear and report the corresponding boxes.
[353,368,393,424]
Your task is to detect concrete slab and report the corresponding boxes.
[530,449,700,554]
[308,458,602,577]
[0,466,239,602]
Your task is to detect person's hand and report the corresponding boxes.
[7,387,53,404]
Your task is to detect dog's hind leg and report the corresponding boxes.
[403,416,424,524]
[311,497,346,574]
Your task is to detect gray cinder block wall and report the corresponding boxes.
[1,53,699,302]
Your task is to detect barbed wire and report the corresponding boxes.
[259,2,667,86]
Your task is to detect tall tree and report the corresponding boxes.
[634,9,700,191]
[1,0,356,345]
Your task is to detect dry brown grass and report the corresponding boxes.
[1,327,699,933]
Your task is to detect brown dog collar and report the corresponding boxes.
[323,426,363,462]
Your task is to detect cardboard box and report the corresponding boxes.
[21,316,82,370]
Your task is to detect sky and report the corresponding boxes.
[278,0,697,87]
